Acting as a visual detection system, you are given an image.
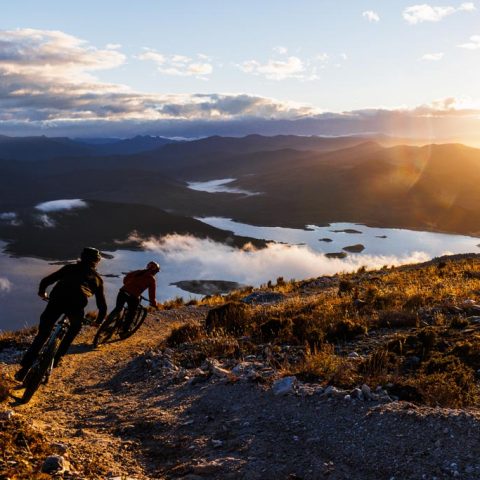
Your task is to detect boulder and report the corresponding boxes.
[272,376,297,396]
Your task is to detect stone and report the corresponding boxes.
[242,292,286,305]
[352,387,363,400]
[272,376,297,396]
[42,455,66,474]
[348,351,360,358]
[51,442,68,454]
[361,384,372,400]
[0,410,15,421]
[344,394,352,401]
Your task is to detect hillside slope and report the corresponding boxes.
[3,255,480,479]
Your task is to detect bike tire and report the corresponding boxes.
[21,338,60,403]
[121,307,148,339]
[93,311,121,347]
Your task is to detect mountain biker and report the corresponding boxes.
[15,247,107,382]
[109,261,160,338]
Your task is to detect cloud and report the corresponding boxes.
[134,234,430,286]
[421,52,444,60]
[0,211,21,226]
[458,34,480,49]
[35,199,88,212]
[0,277,12,293]
[0,212,17,220]
[139,49,213,78]
[0,29,317,128]
[403,2,476,24]
[273,46,288,54]
[35,214,55,228]
[239,56,305,80]
[363,10,380,22]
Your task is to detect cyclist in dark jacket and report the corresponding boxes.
[15,247,107,382]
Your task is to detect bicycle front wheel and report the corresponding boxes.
[22,337,60,403]
[93,311,122,347]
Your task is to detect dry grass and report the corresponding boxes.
[0,415,53,479]
[164,255,480,408]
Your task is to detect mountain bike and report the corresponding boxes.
[21,312,91,404]
[93,295,149,347]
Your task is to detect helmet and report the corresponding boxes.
[146,261,160,273]
[80,247,101,264]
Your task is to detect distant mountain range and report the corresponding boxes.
[1,133,480,257]
[0,134,177,161]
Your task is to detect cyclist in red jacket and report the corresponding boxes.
[112,261,160,337]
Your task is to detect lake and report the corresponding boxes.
[1,219,479,331]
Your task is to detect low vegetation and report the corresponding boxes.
[165,255,480,407]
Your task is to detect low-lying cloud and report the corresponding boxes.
[136,234,431,286]
[35,199,88,212]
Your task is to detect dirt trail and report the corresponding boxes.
[12,309,191,479]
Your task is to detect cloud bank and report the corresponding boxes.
[136,234,430,286]
[1,28,480,141]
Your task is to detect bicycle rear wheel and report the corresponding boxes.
[22,337,60,403]
[93,311,122,346]
[120,307,148,339]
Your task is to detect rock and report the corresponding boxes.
[325,252,348,259]
[51,442,68,454]
[342,244,365,253]
[212,439,223,448]
[352,387,363,400]
[242,292,286,305]
[344,394,352,401]
[42,455,66,474]
[361,384,372,400]
[0,410,15,421]
[404,356,421,369]
[319,238,333,242]
[272,376,297,396]
[348,351,360,358]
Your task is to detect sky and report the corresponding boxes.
[1,0,480,139]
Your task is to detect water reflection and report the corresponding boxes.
[1,220,479,331]
[187,178,258,195]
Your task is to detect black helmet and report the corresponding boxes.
[147,261,160,273]
[80,247,101,264]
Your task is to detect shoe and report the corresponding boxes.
[14,367,28,383]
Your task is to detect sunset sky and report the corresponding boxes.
[2,0,480,139]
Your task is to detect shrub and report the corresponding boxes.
[166,322,204,347]
[450,317,469,329]
[338,279,354,297]
[291,315,325,349]
[0,326,37,352]
[259,319,291,343]
[377,310,418,329]
[326,319,367,342]
[205,302,249,335]
[295,344,356,386]
[451,341,480,369]
[359,349,393,381]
